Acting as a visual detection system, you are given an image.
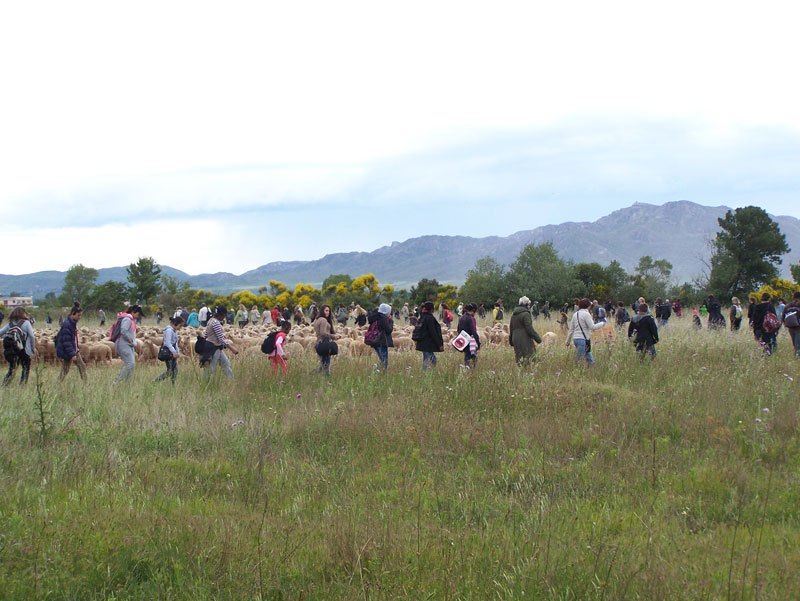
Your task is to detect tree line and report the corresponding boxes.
[34,206,798,315]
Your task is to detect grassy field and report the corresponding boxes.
[1,317,799,600]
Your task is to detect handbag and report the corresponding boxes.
[194,336,206,354]
[315,338,339,356]
[157,345,172,361]
[451,330,471,351]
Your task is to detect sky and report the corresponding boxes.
[2,0,800,276]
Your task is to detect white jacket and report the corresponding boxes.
[566,309,605,343]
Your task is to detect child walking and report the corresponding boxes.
[155,316,184,383]
[269,322,291,374]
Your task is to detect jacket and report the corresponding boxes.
[114,313,136,349]
[566,309,605,343]
[55,316,80,359]
[162,325,179,355]
[628,314,659,346]
[415,311,443,353]
[456,313,481,348]
[367,311,394,348]
[313,317,336,341]
[752,302,776,330]
[509,306,541,360]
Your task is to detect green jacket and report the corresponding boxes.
[509,305,542,361]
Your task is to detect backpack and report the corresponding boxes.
[762,311,780,334]
[444,309,453,323]
[364,319,382,346]
[261,331,280,354]
[108,316,125,342]
[411,318,425,342]
[3,324,26,355]
[495,308,504,320]
[784,307,800,328]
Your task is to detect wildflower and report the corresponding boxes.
[755,418,762,423]
[568,456,574,461]
[762,407,770,413]
[490,370,496,375]
[296,393,302,398]
[238,419,245,424]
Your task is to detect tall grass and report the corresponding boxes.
[1,317,799,599]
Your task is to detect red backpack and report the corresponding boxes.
[762,311,780,334]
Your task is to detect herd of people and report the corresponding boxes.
[2,290,798,386]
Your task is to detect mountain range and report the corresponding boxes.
[3,201,799,297]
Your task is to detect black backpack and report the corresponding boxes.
[3,324,26,355]
[495,307,504,320]
[261,331,280,354]
[784,307,800,328]
[411,318,425,342]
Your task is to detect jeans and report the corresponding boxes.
[115,343,136,382]
[789,328,800,357]
[316,352,331,375]
[155,357,177,383]
[573,338,595,366]
[755,328,777,354]
[463,350,477,368]
[207,350,233,379]
[374,346,388,370]
[422,351,437,370]
[3,352,30,386]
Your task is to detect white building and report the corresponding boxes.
[0,296,34,308]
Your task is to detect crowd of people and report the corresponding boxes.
[1,290,797,386]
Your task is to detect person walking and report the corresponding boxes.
[706,295,725,329]
[198,304,209,326]
[312,305,338,376]
[440,303,453,329]
[236,304,248,329]
[730,297,744,331]
[655,297,671,329]
[268,321,292,374]
[493,300,504,323]
[1,307,35,386]
[457,303,481,368]
[414,301,444,370]
[155,315,184,383]
[628,302,659,360]
[615,301,631,330]
[509,296,542,365]
[752,292,778,354]
[186,309,199,327]
[98,308,106,327]
[401,303,410,323]
[782,291,800,357]
[262,306,272,326]
[156,307,164,325]
[201,306,240,378]
[367,303,394,372]
[353,305,367,327]
[55,304,87,382]
[45,312,52,329]
[249,305,260,326]
[566,298,606,366]
[113,305,143,383]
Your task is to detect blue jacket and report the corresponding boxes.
[56,316,79,359]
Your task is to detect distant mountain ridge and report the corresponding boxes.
[3,201,800,297]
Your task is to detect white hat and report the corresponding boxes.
[378,303,392,315]
[518,296,531,306]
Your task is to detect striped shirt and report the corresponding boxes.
[205,318,228,347]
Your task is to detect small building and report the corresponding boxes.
[0,296,34,308]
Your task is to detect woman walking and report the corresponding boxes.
[236,304,248,329]
[55,304,87,382]
[155,315,184,383]
[113,305,143,383]
[457,303,481,368]
[730,297,744,331]
[414,301,444,370]
[367,303,394,371]
[566,298,606,366]
[201,306,240,378]
[1,307,35,386]
[268,321,292,374]
[312,305,338,376]
[509,296,542,365]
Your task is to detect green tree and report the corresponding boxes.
[321,274,353,289]
[631,255,673,301]
[789,262,800,285]
[89,280,130,311]
[60,264,99,306]
[410,278,440,305]
[708,206,790,298]
[506,242,579,305]
[127,257,162,304]
[460,257,508,305]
